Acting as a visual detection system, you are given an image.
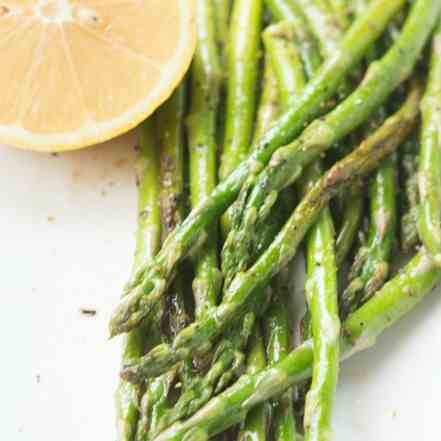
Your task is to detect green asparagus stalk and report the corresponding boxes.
[152,311,258,436]
[339,0,399,315]
[400,137,420,252]
[153,189,288,435]
[418,19,441,264]
[335,186,364,266]
[151,10,276,434]
[253,59,281,141]
[328,0,364,266]
[150,2,225,431]
[223,29,297,437]
[264,20,339,441]
[156,87,189,338]
[120,84,421,383]
[345,0,406,310]
[341,154,397,315]
[208,0,265,412]
[265,267,298,441]
[235,30,306,438]
[266,18,340,440]
[260,23,307,441]
[220,0,263,233]
[115,119,162,441]
[301,164,339,441]
[155,31,294,438]
[213,0,231,61]
[188,0,223,322]
[109,0,409,337]
[154,259,282,433]
[221,0,438,281]
[136,87,189,441]
[236,326,269,441]
[146,0,230,430]
[234,52,283,441]
[300,0,364,268]
[136,370,176,441]
[153,249,440,441]
[150,6,275,428]
[220,0,263,278]
[221,21,305,286]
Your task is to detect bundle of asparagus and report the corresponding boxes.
[113,1,441,440]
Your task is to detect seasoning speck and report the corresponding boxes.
[80,308,97,316]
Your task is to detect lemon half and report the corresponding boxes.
[0,0,196,151]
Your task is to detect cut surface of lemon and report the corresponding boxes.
[0,0,196,151]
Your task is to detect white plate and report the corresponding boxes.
[1,132,440,441]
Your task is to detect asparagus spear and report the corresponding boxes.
[146,1,234,430]
[342,0,406,314]
[219,0,263,234]
[234,54,283,441]
[265,267,299,441]
[221,0,438,281]
[236,327,269,441]
[335,187,364,266]
[339,0,399,315]
[136,87,190,441]
[400,137,420,252]
[327,0,363,266]
[236,29,308,439]
[120,84,421,383]
[213,0,231,61]
[149,2,268,428]
[253,58,281,141]
[300,0,365,267]
[213,0,265,410]
[152,311,258,435]
[221,24,297,437]
[264,21,339,441]
[115,119,162,441]
[266,19,340,441]
[262,18,320,430]
[341,153,397,315]
[301,163,339,441]
[220,22,305,286]
[155,23,295,438]
[260,23,308,441]
[109,0,409,337]
[418,18,441,264]
[153,185,288,434]
[154,249,440,441]
[157,87,189,338]
[188,0,223,322]
[153,43,288,435]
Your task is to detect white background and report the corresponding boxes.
[1,132,440,440]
